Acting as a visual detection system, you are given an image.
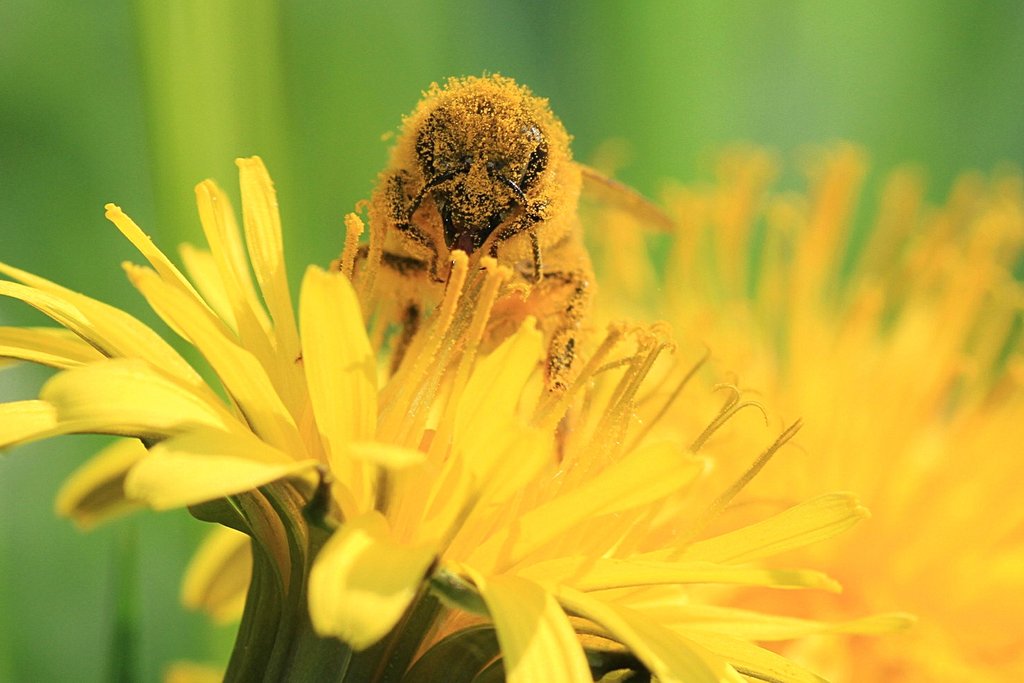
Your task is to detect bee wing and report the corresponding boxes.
[577,163,676,231]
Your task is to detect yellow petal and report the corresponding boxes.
[555,587,743,683]
[104,203,213,314]
[299,266,377,469]
[125,428,317,509]
[521,558,840,593]
[298,266,377,511]
[182,526,252,623]
[468,572,590,683]
[424,429,552,568]
[126,264,306,456]
[308,511,436,650]
[662,604,914,641]
[474,423,550,501]
[430,321,550,505]
[55,438,147,528]
[680,630,828,683]
[194,180,272,339]
[0,265,203,386]
[414,323,549,544]
[193,180,299,413]
[178,244,237,331]
[236,157,301,365]
[420,423,551,554]
[679,492,869,564]
[346,441,425,469]
[475,442,704,569]
[0,400,58,448]
[41,358,238,440]
[451,320,543,459]
[0,326,105,368]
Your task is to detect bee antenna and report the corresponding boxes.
[492,172,527,204]
[409,168,470,218]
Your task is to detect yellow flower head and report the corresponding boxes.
[1,152,897,681]
[592,144,1024,681]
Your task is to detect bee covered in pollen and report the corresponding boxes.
[357,75,669,390]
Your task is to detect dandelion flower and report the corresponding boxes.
[1,156,897,681]
[593,145,1024,681]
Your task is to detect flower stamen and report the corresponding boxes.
[689,419,803,541]
[337,212,365,281]
[625,348,710,454]
[428,257,512,460]
[533,324,625,432]
[377,251,469,443]
[690,385,768,452]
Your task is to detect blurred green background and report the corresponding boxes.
[1,1,1022,680]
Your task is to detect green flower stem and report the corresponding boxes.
[224,541,286,681]
[134,0,290,246]
[219,482,443,682]
[221,485,348,682]
[110,522,138,682]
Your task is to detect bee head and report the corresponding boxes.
[411,77,551,254]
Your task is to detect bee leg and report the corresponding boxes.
[490,212,544,283]
[385,171,441,278]
[349,246,429,282]
[390,302,421,374]
[395,219,442,281]
[540,269,591,391]
[529,230,542,283]
[547,330,576,393]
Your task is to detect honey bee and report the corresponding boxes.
[363,75,668,389]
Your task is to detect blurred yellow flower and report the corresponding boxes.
[0,156,900,682]
[591,145,1024,681]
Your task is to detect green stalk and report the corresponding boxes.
[220,483,379,682]
[110,521,138,682]
[133,0,290,244]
